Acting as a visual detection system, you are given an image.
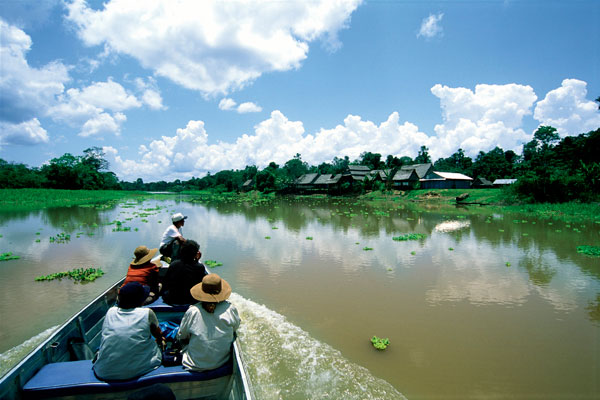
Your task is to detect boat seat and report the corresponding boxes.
[143,296,191,313]
[22,359,232,399]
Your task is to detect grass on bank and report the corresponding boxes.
[0,189,142,211]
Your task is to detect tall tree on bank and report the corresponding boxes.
[414,146,431,164]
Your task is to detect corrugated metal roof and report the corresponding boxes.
[313,174,333,185]
[348,165,371,171]
[392,169,418,181]
[296,173,319,185]
[400,163,432,178]
[493,179,517,185]
[431,171,473,180]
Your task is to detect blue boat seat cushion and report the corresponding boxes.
[23,359,232,398]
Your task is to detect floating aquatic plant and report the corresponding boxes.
[371,336,390,350]
[306,237,313,240]
[506,262,511,267]
[392,233,427,241]
[0,252,19,261]
[448,247,454,251]
[577,246,600,257]
[49,233,70,243]
[35,267,104,282]
[205,260,223,268]
[363,247,373,251]
[411,251,416,255]
[265,236,271,239]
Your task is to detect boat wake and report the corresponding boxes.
[0,326,58,378]
[230,293,407,400]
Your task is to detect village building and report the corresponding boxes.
[420,171,473,189]
[241,179,254,192]
[472,177,493,188]
[294,173,319,191]
[344,165,371,182]
[392,169,420,189]
[493,178,517,187]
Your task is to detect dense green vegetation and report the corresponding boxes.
[371,336,390,350]
[35,268,105,282]
[1,127,598,203]
[0,189,137,211]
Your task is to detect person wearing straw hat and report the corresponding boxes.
[123,245,161,305]
[159,212,187,261]
[93,282,163,380]
[177,274,240,372]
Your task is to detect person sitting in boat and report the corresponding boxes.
[93,282,164,380]
[162,239,208,305]
[159,213,187,261]
[177,274,240,372]
[123,245,161,305]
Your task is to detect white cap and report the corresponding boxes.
[172,213,187,223]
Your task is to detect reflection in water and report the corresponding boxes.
[1,196,599,398]
[434,219,471,232]
[586,294,600,323]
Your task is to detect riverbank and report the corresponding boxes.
[1,188,598,224]
[0,189,139,211]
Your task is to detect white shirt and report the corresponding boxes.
[160,224,182,248]
[93,307,162,380]
[178,301,240,371]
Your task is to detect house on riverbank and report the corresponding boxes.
[420,171,473,189]
[493,178,517,187]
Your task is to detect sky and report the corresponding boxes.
[1,0,599,182]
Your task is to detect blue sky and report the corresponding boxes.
[1,0,599,182]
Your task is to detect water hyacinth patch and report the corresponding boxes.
[363,247,373,251]
[49,233,70,243]
[265,236,271,239]
[411,251,416,255]
[35,267,104,282]
[392,233,427,241]
[306,237,313,240]
[371,336,390,350]
[576,246,600,257]
[205,260,223,268]
[0,252,19,261]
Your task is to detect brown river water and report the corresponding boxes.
[0,195,598,399]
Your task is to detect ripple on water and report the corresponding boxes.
[0,326,58,378]
[230,293,407,400]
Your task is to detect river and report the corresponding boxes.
[0,195,598,399]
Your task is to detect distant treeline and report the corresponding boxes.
[1,127,599,203]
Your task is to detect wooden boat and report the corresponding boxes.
[0,276,255,400]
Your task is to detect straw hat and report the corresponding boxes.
[190,274,232,303]
[131,245,158,266]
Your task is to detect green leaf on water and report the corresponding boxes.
[577,246,600,257]
[0,252,19,261]
[205,260,223,268]
[371,336,390,350]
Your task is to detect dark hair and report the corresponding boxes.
[180,240,200,262]
[118,282,149,309]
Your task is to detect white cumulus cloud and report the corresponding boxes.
[218,98,237,111]
[0,119,49,146]
[430,83,538,159]
[104,110,430,181]
[66,0,362,96]
[417,13,444,39]
[237,102,263,114]
[533,79,600,136]
[219,98,262,113]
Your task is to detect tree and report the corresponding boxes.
[414,146,431,164]
[358,152,383,170]
[283,154,308,182]
[533,126,560,150]
[471,147,514,181]
[595,96,600,110]
[331,156,350,174]
[433,148,473,175]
